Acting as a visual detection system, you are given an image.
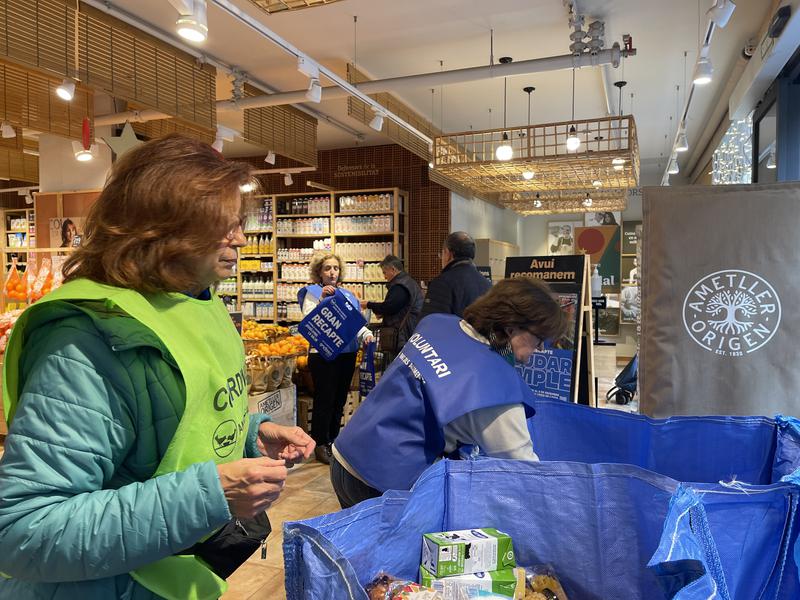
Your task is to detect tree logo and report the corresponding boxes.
[683,270,781,357]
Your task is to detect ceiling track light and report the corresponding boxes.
[56,78,76,101]
[369,109,385,132]
[693,48,713,85]
[766,147,776,169]
[707,0,736,28]
[0,121,15,138]
[284,172,293,186]
[176,0,208,43]
[668,155,680,175]
[264,150,276,165]
[72,140,95,162]
[211,136,224,153]
[675,129,689,153]
[305,77,322,103]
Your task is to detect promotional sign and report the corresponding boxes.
[640,183,800,417]
[505,255,585,403]
[622,220,641,256]
[575,225,621,293]
[298,290,366,360]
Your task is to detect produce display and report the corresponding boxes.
[242,320,289,340]
[250,334,309,360]
[4,257,59,304]
[0,308,23,352]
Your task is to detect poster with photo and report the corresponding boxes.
[620,285,639,324]
[575,225,621,293]
[622,220,641,255]
[49,217,86,248]
[584,211,621,227]
[621,256,639,285]
[547,221,581,256]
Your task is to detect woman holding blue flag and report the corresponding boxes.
[330,277,565,508]
[299,254,374,465]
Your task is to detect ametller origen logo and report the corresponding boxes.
[683,270,781,357]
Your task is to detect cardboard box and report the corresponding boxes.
[419,566,523,599]
[421,528,515,577]
[248,385,296,427]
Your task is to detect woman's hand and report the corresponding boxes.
[216,457,287,518]
[363,333,375,345]
[257,422,315,467]
[321,285,336,298]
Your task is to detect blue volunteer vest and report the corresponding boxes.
[297,284,362,354]
[335,314,537,492]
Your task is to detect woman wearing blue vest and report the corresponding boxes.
[331,277,565,508]
[298,254,373,464]
[0,135,315,599]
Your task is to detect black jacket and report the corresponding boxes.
[420,258,492,319]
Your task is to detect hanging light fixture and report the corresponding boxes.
[495,66,513,161]
[566,68,581,151]
[592,179,602,188]
[72,140,95,162]
[264,150,276,165]
[284,172,294,186]
[766,146,776,169]
[667,155,680,175]
[240,181,256,193]
[305,78,322,103]
[56,78,76,101]
[176,0,208,43]
[1,121,15,138]
[520,86,536,179]
[582,193,593,207]
[533,193,542,209]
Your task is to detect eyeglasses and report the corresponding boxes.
[530,332,546,352]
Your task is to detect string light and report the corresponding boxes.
[712,114,752,184]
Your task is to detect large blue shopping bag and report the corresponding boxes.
[283,459,800,600]
[298,289,366,360]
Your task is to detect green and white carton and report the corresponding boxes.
[421,528,515,577]
[419,566,521,600]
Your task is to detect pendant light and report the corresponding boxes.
[495,58,513,161]
[521,86,535,179]
[176,0,208,43]
[582,193,593,207]
[667,155,680,175]
[566,68,581,151]
[533,193,542,209]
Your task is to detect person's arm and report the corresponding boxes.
[419,277,453,319]
[444,404,538,460]
[0,327,231,582]
[367,285,410,317]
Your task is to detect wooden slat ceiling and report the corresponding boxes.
[242,83,318,167]
[246,0,345,15]
[0,0,216,131]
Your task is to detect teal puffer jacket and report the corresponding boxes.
[0,300,270,599]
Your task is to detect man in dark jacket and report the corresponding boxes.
[420,231,491,319]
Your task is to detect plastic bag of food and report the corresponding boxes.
[25,260,38,303]
[4,257,24,302]
[523,566,568,600]
[30,257,52,301]
[365,573,442,600]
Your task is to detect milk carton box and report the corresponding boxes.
[419,566,524,599]
[421,528,515,577]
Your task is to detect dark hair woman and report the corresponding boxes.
[0,134,315,599]
[330,277,565,508]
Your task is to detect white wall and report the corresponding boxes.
[38,132,112,193]
[450,192,521,247]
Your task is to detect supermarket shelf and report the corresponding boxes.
[242,295,275,301]
[239,253,274,257]
[243,229,273,234]
[276,317,303,323]
[239,269,274,273]
[334,210,397,216]
[275,233,331,238]
[218,292,238,296]
[275,214,330,219]
[350,279,387,283]
[333,231,395,236]
[276,258,315,263]
[251,317,276,322]
[7,229,28,233]
[277,278,310,283]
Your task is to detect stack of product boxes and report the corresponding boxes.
[420,529,524,599]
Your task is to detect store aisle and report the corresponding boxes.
[222,460,337,600]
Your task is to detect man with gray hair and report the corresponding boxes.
[420,231,491,319]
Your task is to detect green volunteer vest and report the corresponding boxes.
[3,278,249,600]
